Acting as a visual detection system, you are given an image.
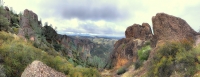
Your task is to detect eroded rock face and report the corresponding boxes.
[21,60,66,77]
[152,13,197,42]
[57,34,95,61]
[111,23,152,68]
[125,23,153,40]
[109,13,199,76]
[18,9,40,40]
[23,9,38,22]
[110,38,145,68]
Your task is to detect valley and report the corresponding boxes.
[0,0,200,77]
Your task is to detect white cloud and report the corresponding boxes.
[3,0,200,37]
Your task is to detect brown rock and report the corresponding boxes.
[111,23,152,68]
[110,13,199,75]
[110,38,145,68]
[21,60,66,77]
[18,9,41,40]
[24,9,38,22]
[125,23,153,40]
[152,13,197,42]
[149,13,198,62]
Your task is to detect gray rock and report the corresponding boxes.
[21,60,66,77]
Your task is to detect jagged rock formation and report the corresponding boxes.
[110,38,144,68]
[23,9,38,22]
[110,13,199,69]
[18,9,41,40]
[125,23,153,40]
[148,13,199,58]
[21,60,66,77]
[111,23,153,68]
[152,13,197,46]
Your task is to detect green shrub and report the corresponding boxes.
[0,31,14,41]
[148,40,198,77]
[87,56,106,70]
[12,27,19,34]
[138,45,151,61]
[68,67,101,77]
[136,44,151,69]
[135,60,143,69]
[117,66,126,75]
[53,43,61,51]
[11,15,19,25]
[0,6,10,31]
[43,24,57,41]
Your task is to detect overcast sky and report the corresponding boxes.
[3,0,200,37]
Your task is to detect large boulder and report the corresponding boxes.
[21,60,66,77]
[149,13,199,58]
[125,23,153,40]
[152,13,197,42]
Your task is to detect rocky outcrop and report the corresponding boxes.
[110,38,145,68]
[23,9,38,22]
[125,23,153,40]
[152,13,197,44]
[111,23,152,68]
[110,13,199,68]
[21,60,66,77]
[148,13,199,62]
[18,9,41,40]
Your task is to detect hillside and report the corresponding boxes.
[0,4,113,77]
[70,36,118,58]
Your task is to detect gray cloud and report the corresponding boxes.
[39,0,128,21]
[6,0,200,37]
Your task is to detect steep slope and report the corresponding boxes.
[57,34,95,61]
[0,6,102,77]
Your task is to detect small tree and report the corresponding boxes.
[0,6,9,31]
